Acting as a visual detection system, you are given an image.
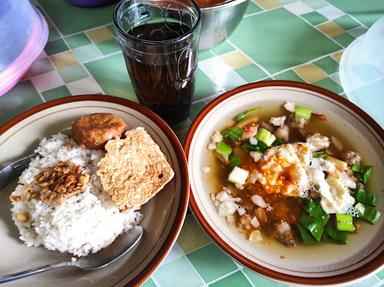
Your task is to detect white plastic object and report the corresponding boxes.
[339,17,384,127]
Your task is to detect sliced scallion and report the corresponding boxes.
[221,127,243,142]
[256,128,276,147]
[295,105,312,120]
[234,107,260,122]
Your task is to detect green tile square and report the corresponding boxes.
[274,70,303,81]
[211,41,235,55]
[348,26,368,38]
[153,257,204,287]
[377,269,384,279]
[313,56,339,75]
[28,58,54,76]
[58,64,88,83]
[302,11,328,26]
[73,44,103,62]
[209,271,252,287]
[242,268,287,287]
[236,64,268,82]
[326,0,384,27]
[65,33,91,49]
[333,32,355,48]
[96,38,121,55]
[38,0,114,35]
[142,278,157,287]
[85,53,136,101]
[302,0,327,9]
[177,214,211,253]
[314,77,343,94]
[193,69,222,101]
[0,81,42,125]
[245,2,262,15]
[334,15,360,31]
[199,50,215,61]
[187,243,237,282]
[230,8,340,74]
[42,86,71,101]
[44,39,69,56]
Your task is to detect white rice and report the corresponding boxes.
[10,133,142,257]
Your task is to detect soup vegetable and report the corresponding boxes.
[206,102,380,247]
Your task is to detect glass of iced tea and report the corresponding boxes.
[113,0,201,125]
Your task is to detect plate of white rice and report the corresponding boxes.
[0,95,189,287]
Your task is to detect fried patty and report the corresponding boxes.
[72,113,127,149]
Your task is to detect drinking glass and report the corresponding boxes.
[113,0,201,124]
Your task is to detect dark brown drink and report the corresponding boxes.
[121,22,198,124]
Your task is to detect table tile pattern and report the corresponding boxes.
[1,0,384,286]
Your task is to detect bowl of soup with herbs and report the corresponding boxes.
[184,81,384,286]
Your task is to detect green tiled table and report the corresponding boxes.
[1,0,384,286]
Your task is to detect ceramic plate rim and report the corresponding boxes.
[0,95,190,287]
[184,80,384,286]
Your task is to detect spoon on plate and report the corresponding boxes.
[0,226,144,284]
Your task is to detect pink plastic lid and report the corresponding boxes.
[0,7,48,96]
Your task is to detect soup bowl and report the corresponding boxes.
[184,81,384,286]
[199,0,249,50]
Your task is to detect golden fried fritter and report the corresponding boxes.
[72,113,127,149]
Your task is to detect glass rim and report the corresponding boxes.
[113,0,201,45]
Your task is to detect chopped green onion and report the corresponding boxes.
[216,141,232,156]
[362,207,381,224]
[312,150,328,159]
[229,155,241,167]
[235,107,260,122]
[256,128,276,147]
[305,200,329,225]
[325,224,348,244]
[336,214,355,232]
[295,105,312,120]
[299,215,324,242]
[351,164,373,184]
[221,127,243,142]
[297,224,315,244]
[241,141,268,153]
[355,187,376,207]
[272,138,285,147]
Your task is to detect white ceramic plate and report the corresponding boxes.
[185,81,384,286]
[0,95,189,287]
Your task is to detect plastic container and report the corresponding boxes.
[339,17,384,127]
[0,0,48,96]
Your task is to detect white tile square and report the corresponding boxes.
[162,243,185,265]
[329,72,341,85]
[30,70,64,92]
[67,77,103,95]
[317,5,345,20]
[284,1,313,16]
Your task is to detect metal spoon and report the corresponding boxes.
[0,128,72,190]
[0,226,144,284]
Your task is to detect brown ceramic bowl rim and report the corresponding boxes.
[184,80,384,286]
[0,95,190,287]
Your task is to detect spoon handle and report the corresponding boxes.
[0,261,74,284]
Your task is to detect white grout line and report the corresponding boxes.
[206,268,242,285]
[226,40,274,79]
[150,275,162,287]
[81,50,122,65]
[323,0,370,29]
[243,4,284,18]
[240,268,256,287]
[269,48,343,78]
[291,14,344,49]
[183,255,210,287]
